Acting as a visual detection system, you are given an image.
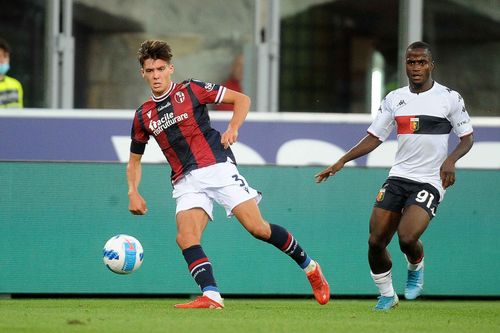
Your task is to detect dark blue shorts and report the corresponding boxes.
[373,177,441,219]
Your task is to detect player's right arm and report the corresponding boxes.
[127,152,148,215]
[315,93,395,183]
[315,134,382,183]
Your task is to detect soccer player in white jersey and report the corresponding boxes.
[315,41,473,310]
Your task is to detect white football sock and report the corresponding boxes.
[304,259,317,274]
[371,270,395,297]
[406,256,424,271]
[203,290,223,304]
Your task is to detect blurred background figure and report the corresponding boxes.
[0,37,23,108]
[215,54,244,111]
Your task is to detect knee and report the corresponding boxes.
[398,234,419,253]
[368,234,389,253]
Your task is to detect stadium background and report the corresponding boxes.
[1,0,499,298]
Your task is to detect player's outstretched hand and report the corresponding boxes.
[315,161,344,183]
[128,192,148,215]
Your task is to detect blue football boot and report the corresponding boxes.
[405,266,424,300]
[374,294,399,310]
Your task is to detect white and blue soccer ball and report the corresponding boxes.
[103,234,144,274]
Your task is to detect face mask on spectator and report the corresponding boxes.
[0,63,10,75]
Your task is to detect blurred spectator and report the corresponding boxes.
[0,38,23,108]
[215,54,243,111]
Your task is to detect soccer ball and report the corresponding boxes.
[102,234,144,274]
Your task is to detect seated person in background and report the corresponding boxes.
[215,54,243,111]
[0,37,23,108]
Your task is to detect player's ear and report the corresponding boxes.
[169,63,174,74]
[140,67,145,78]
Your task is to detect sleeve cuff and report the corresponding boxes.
[130,140,146,154]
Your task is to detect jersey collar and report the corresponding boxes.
[150,81,175,103]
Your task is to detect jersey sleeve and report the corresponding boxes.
[189,79,227,105]
[367,93,395,141]
[447,91,473,137]
[130,110,149,154]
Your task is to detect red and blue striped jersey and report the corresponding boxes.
[130,79,235,182]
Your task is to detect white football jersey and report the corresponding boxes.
[367,81,473,200]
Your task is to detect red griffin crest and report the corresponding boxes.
[410,117,420,132]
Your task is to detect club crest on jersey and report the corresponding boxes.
[376,188,386,202]
[410,117,420,132]
[174,91,185,104]
[204,82,215,91]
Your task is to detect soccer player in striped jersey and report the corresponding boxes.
[127,40,330,309]
[315,41,473,310]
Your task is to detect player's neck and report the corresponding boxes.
[151,81,173,98]
[410,79,434,94]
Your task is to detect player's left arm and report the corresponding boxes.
[220,89,251,149]
[440,133,474,189]
[441,91,474,188]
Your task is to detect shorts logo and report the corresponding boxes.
[410,117,420,132]
[174,91,185,104]
[204,82,215,91]
[376,188,386,202]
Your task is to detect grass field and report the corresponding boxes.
[0,298,499,333]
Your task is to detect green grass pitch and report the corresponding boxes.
[1,298,499,333]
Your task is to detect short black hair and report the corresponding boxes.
[137,40,173,67]
[0,38,11,54]
[407,41,433,60]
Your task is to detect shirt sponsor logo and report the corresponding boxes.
[149,112,188,135]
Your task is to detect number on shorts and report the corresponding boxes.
[415,190,435,208]
[232,174,246,187]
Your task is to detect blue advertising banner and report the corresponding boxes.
[1,109,499,168]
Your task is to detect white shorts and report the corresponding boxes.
[172,161,261,220]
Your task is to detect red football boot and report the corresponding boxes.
[306,262,330,305]
[174,296,224,309]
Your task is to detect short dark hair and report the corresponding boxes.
[407,41,433,60]
[0,38,11,54]
[137,40,172,67]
